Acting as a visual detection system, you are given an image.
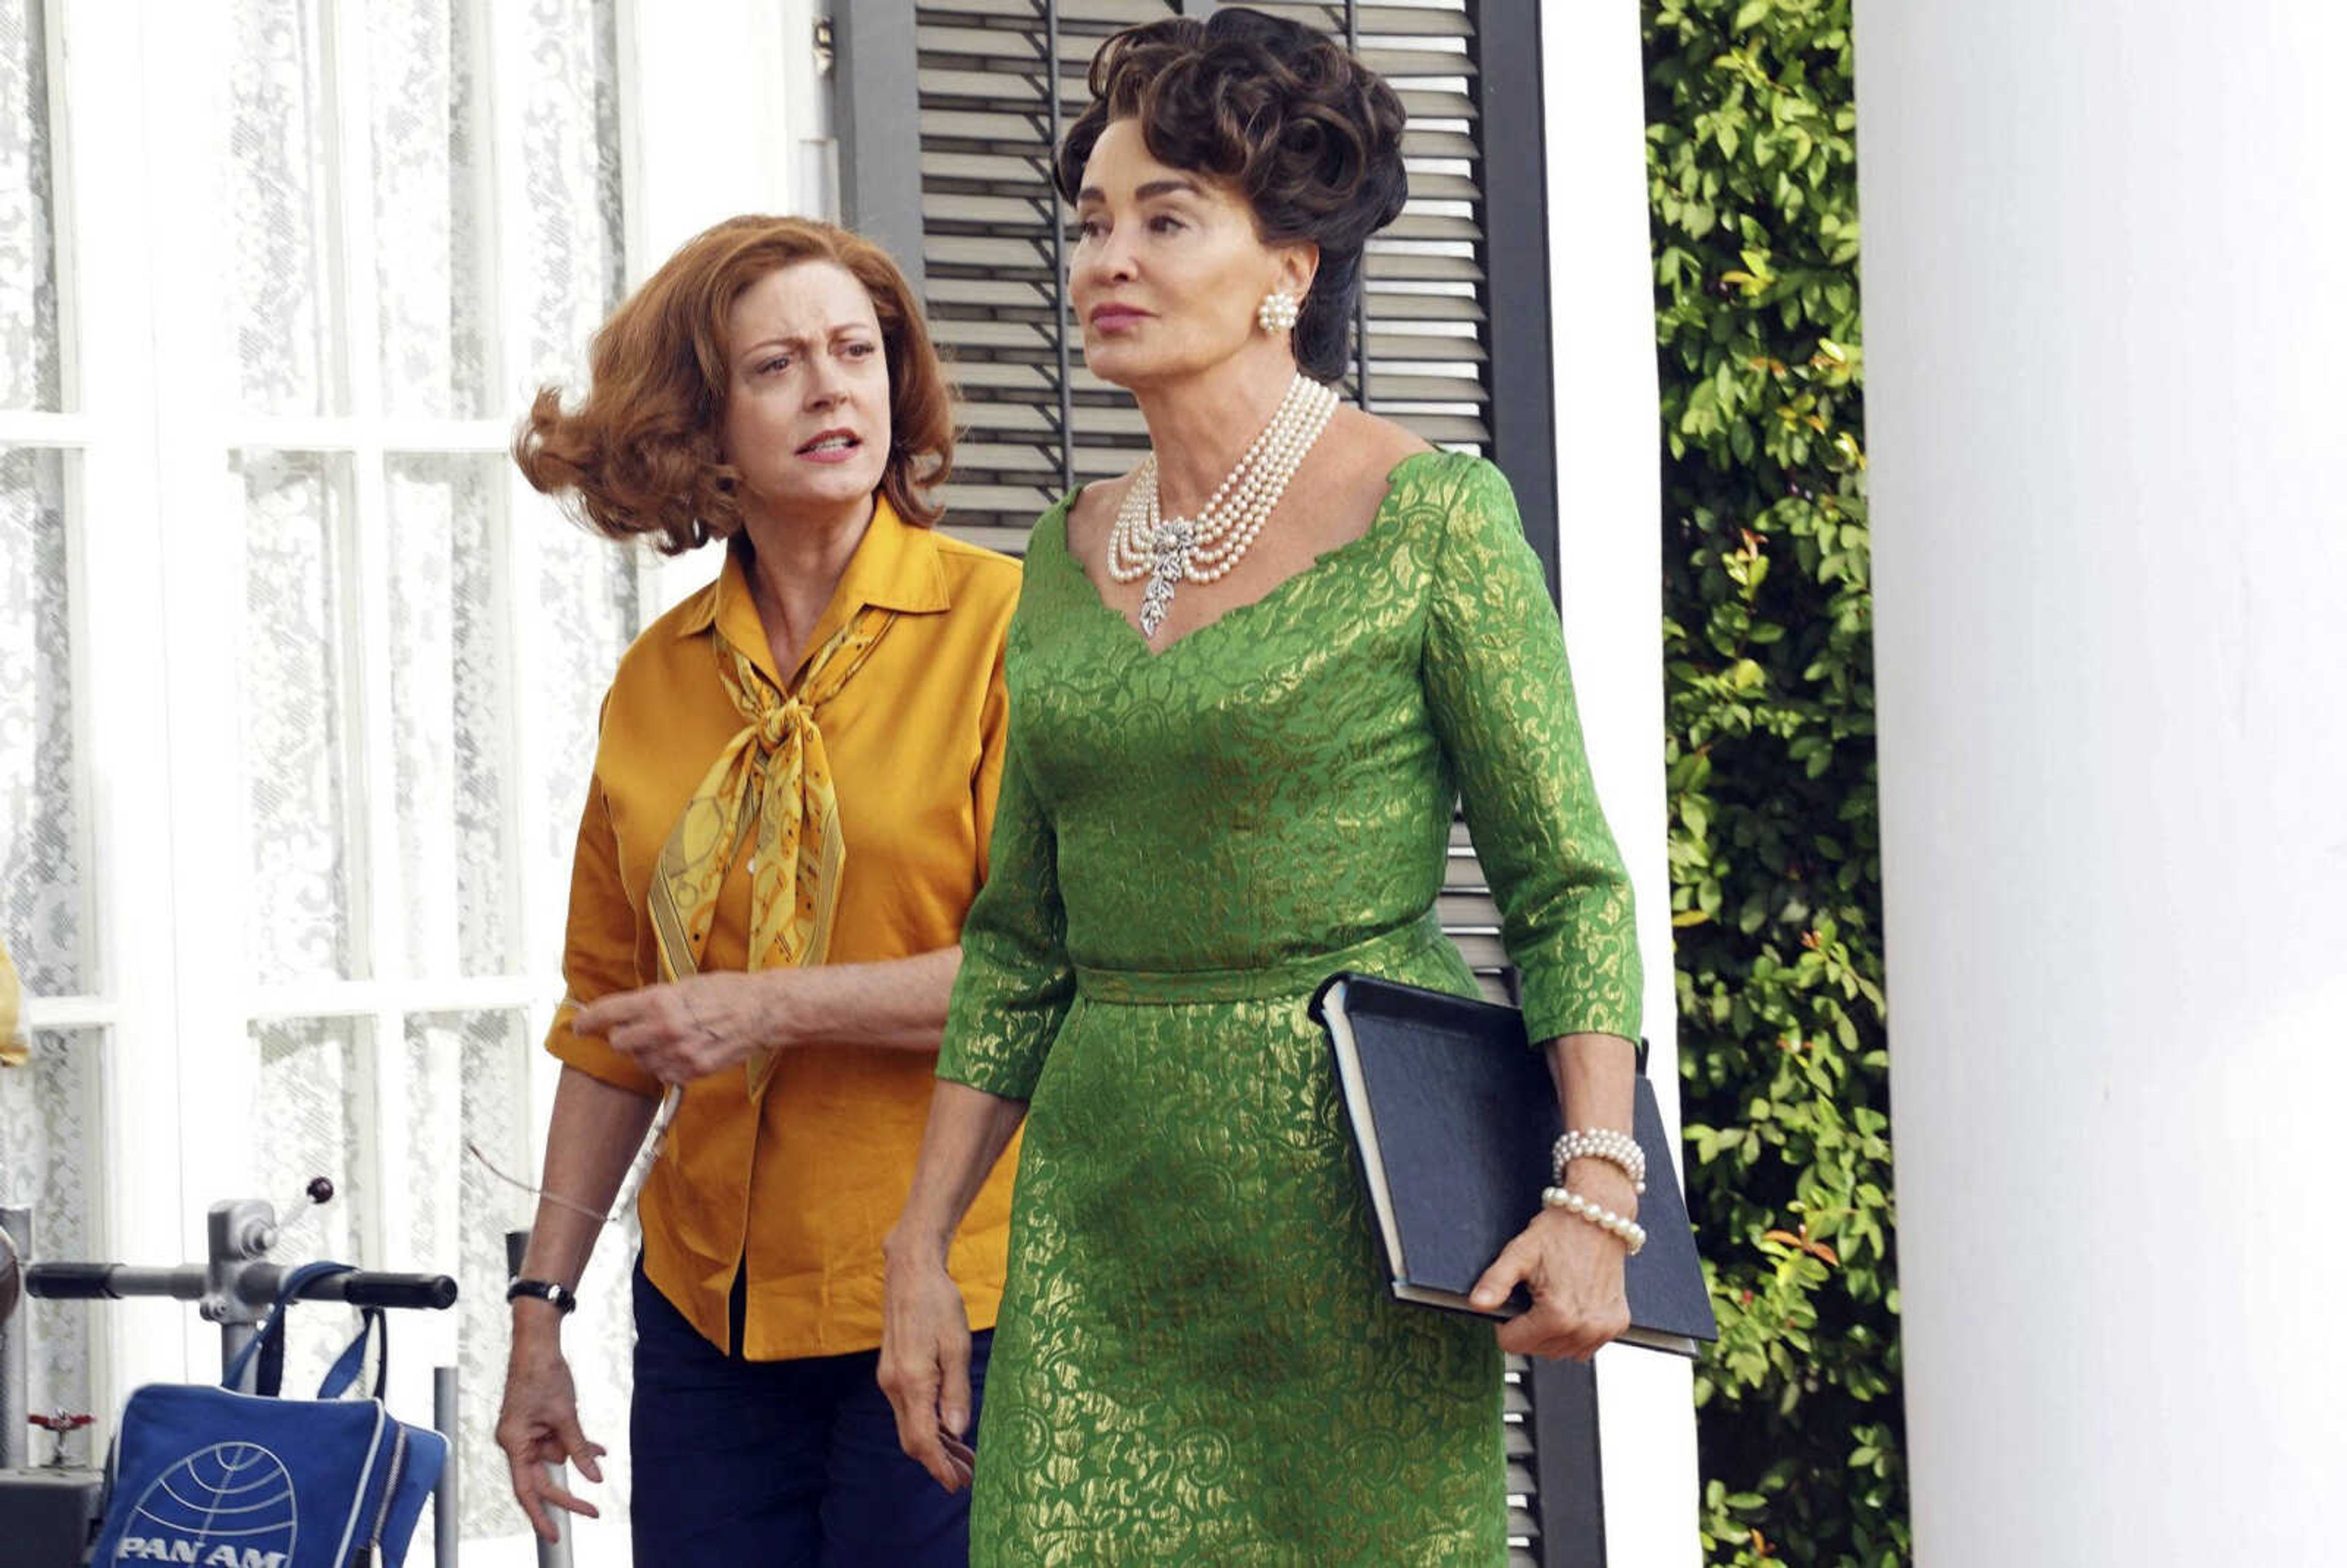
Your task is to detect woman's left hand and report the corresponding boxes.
[573,972,780,1085]
[1469,1178,1634,1361]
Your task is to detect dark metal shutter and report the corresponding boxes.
[906,1,1499,552]
[850,5,1591,1565]
[903,0,1516,985]
[905,0,1161,557]
[1244,2,1490,446]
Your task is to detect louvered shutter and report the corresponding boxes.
[905,0,1520,980]
[909,1,1502,550]
[852,4,1590,1564]
[906,0,1158,556]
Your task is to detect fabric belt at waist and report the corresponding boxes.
[1071,910,1445,1006]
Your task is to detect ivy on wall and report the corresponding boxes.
[1644,1,1907,1563]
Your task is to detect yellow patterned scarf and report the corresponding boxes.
[0,937,24,1068]
[648,606,896,1097]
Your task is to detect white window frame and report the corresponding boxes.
[13,2,829,1559]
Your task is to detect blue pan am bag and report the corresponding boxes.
[92,1262,446,1568]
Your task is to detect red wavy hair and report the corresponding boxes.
[514,215,954,552]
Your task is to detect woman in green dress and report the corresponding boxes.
[879,10,1647,1561]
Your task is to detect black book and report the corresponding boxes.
[1307,973,1717,1357]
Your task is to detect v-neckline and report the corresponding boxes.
[1048,449,1452,661]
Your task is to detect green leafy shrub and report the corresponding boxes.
[1644,1,1906,1562]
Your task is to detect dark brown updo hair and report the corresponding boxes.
[1053,7,1408,383]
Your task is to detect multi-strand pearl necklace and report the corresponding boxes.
[1107,372,1341,640]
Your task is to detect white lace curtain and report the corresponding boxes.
[1,0,650,1554]
[1,0,89,1471]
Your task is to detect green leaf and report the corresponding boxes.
[1647,2,1893,1559]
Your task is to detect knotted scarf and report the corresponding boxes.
[0,937,24,1068]
[647,606,896,1096]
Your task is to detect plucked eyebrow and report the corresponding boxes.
[1077,176,1208,206]
[737,324,876,362]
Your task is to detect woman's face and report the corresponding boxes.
[721,260,893,526]
[1070,118,1315,389]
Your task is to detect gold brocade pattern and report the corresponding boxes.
[938,452,1642,1564]
[647,607,894,1095]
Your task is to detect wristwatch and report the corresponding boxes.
[505,1278,580,1314]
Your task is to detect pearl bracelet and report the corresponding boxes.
[1540,1185,1647,1256]
[1552,1128,1645,1194]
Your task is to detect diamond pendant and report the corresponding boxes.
[1138,521,1192,640]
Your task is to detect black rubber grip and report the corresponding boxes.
[336,1272,459,1311]
[24,1262,120,1300]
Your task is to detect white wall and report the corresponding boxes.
[1856,2,2347,1562]
[1543,5,1704,1564]
[619,0,829,271]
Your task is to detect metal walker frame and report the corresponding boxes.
[0,1198,483,1567]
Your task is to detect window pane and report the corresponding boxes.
[0,1027,103,1447]
[240,450,357,984]
[388,454,512,978]
[0,0,61,410]
[399,1010,531,1548]
[230,0,338,415]
[535,523,639,866]
[370,0,491,418]
[521,528,647,1545]
[515,0,625,397]
[514,0,635,871]
[399,1008,636,1548]
[571,1178,639,1533]
[250,1015,368,1391]
[0,446,81,994]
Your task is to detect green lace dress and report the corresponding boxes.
[938,450,1642,1564]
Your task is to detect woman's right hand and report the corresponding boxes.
[496,1325,608,1542]
[878,1243,977,1493]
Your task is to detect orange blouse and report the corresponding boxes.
[546,499,1023,1358]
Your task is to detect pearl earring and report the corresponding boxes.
[1256,290,1301,334]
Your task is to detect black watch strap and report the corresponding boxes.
[506,1278,580,1314]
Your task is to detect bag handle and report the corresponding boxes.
[316,1302,389,1401]
[222,1261,389,1401]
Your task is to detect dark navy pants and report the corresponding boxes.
[629,1260,988,1566]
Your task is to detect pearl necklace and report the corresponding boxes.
[1107,372,1340,639]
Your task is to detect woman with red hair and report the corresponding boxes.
[494,215,1021,1566]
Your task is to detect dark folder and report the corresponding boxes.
[1307,973,1717,1357]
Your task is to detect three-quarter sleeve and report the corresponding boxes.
[1422,456,1643,1046]
[936,722,1074,1102]
[543,771,663,1098]
[971,636,1010,881]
